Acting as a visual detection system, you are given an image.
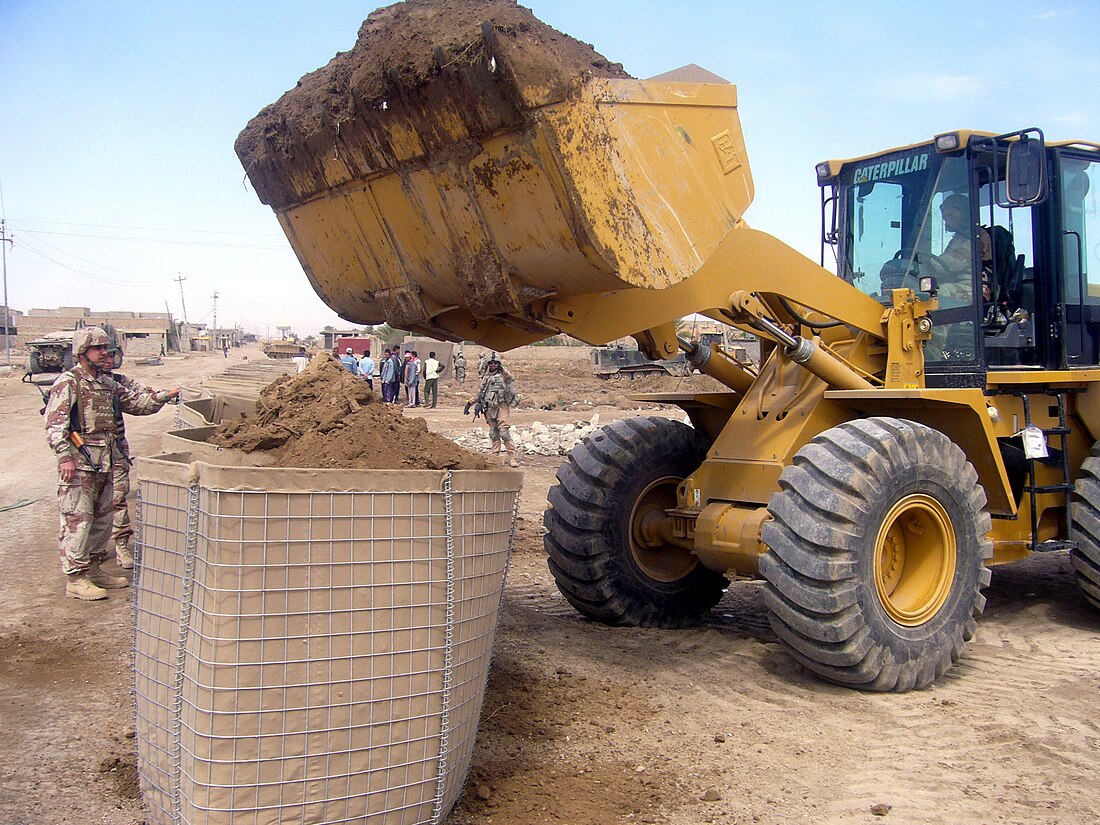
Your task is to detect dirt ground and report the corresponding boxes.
[0,344,1098,825]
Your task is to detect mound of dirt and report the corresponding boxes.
[236,0,629,208]
[209,355,490,471]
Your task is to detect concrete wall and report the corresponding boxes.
[125,334,167,357]
[10,307,172,351]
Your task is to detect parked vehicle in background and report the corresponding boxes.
[25,322,124,386]
[591,345,691,379]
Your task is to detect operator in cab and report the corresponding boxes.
[925,193,990,309]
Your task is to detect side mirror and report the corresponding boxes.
[1005,130,1046,206]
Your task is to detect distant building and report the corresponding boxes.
[209,327,242,351]
[13,307,173,355]
[320,327,365,351]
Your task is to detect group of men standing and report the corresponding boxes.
[335,344,452,409]
[371,348,444,408]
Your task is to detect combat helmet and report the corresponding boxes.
[73,326,111,356]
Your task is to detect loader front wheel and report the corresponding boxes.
[760,418,992,692]
[1070,446,1100,611]
[544,416,727,628]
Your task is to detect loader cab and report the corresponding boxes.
[823,130,1100,384]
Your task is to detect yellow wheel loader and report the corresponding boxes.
[237,5,1100,691]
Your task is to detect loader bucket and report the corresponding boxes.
[238,2,753,345]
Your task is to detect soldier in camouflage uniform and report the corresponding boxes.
[453,351,467,384]
[45,327,180,601]
[477,355,520,467]
[103,367,157,570]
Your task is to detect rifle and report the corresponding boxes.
[463,382,488,419]
[463,398,484,419]
[69,431,95,466]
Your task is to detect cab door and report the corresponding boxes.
[1058,150,1100,367]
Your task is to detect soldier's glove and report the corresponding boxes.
[463,401,473,416]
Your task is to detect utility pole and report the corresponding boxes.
[1,220,12,366]
[212,291,219,350]
[174,274,189,325]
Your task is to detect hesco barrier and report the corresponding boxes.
[177,394,257,429]
[132,453,522,825]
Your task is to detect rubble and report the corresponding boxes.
[453,414,603,456]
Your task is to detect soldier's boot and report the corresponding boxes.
[87,563,130,590]
[114,541,135,570]
[504,444,519,468]
[66,573,109,601]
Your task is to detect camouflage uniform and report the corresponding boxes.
[45,363,172,576]
[478,364,519,466]
[106,372,154,563]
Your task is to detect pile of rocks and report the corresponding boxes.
[452,415,603,457]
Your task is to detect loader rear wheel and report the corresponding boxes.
[759,418,993,692]
[1070,446,1100,611]
[544,416,727,628]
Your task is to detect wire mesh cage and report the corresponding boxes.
[133,454,521,825]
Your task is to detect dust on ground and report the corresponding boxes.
[1,345,1099,825]
[209,354,489,470]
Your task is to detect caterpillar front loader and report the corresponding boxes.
[237,3,1100,691]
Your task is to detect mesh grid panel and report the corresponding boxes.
[133,463,518,825]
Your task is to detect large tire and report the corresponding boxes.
[760,417,993,692]
[544,416,728,627]
[1070,446,1100,611]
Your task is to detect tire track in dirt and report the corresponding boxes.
[506,547,1100,825]
[813,558,1100,825]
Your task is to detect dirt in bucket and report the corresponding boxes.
[235,0,630,172]
[209,355,491,470]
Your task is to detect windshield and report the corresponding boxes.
[837,148,976,363]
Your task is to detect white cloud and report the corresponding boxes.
[870,74,989,103]
[1023,8,1076,21]
[1049,111,1089,127]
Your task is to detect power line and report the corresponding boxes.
[15,237,169,287]
[6,217,282,238]
[18,231,176,279]
[13,227,290,251]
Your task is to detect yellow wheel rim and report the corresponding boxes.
[873,494,956,626]
[629,475,696,583]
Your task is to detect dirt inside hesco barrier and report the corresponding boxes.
[209,355,490,471]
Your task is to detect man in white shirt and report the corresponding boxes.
[291,347,309,374]
[357,349,375,390]
[423,351,445,408]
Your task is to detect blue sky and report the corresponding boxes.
[1,1,1096,337]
